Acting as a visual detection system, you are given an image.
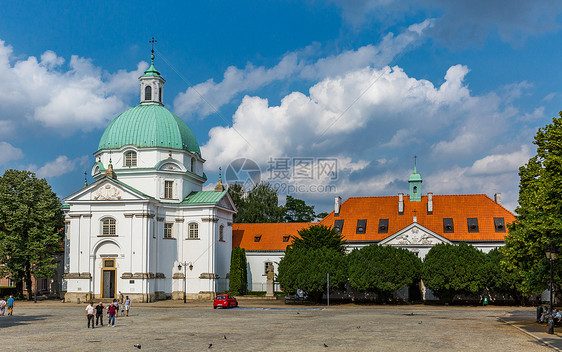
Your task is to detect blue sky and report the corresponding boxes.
[1,0,561,213]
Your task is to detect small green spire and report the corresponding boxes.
[142,37,161,77]
[84,171,88,187]
[218,166,222,181]
[408,156,422,201]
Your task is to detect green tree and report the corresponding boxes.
[502,112,562,295]
[228,246,248,295]
[283,195,316,222]
[230,183,284,223]
[0,170,64,299]
[277,247,347,302]
[227,183,245,223]
[290,224,346,254]
[422,243,487,303]
[316,212,329,220]
[484,249,524,303]
[348,244,422,301]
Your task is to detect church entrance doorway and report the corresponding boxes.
[101,258,116,298]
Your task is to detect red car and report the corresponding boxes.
[213,295,238,309]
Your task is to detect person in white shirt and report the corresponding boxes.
[85,302,95,329]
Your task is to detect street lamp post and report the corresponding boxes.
[546,243,558,335]
[177,262,193,304]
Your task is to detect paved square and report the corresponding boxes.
[0,301,554,351]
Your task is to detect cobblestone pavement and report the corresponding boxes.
[0,300,556,351]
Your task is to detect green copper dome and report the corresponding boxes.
[98,104,201,155]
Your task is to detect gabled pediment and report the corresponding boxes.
[65,177,151,202]
[379,223,452,246]
[218,194,235,211]
[155,159,187,172]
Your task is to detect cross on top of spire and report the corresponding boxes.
[150,37,157,54]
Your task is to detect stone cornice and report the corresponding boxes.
[63,272,92,279]
[199,273,219,279]
[201,217,219,223]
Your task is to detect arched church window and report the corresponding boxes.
[101,218,116,236]
[219,225,224,241]
[190,158,195,173]
[159,87,162,103]
[125,151,137,167]
[145,85,152,101]
[188,223,199,239]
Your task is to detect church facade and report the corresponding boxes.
[233,167,515,298]
[63,53,236,303]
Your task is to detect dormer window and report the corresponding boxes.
[334,220,344,234]
[467,218,479,233]
[125,151,137,167]
[494,217,506,232]
[378,219,389,234]
[145,85,152,101]
[356,219,367,234]
[443,218,454,233]
[254,235,262,242]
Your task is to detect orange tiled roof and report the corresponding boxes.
[319,194,514,242]
[233,194,515,251]
[232,222,312,251]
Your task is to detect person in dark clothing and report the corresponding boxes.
[95,302,105,326]
[107,299,118,326]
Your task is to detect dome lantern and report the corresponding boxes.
[140,37,165,106]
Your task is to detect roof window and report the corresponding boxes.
[356,219,367,234]
[254,235,262,242]
[283,235,290,242]
[378,219,389,234]
[494,217,506,232]
[334,220,344,234]
[443,218,454,233]
[467,218,479,233]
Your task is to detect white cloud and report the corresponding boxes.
[468,145,531,176]
[33,155,89,178]
[0,40,147,135]
[173,20,433,118]
[201,60,538,212]
[0,141,24,165]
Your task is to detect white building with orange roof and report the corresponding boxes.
[233,166,515,296]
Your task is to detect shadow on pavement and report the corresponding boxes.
[499,310,562,350]
[0,314,51,329]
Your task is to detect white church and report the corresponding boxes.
[62,52,236,303]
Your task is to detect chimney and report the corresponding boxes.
[494,193,501,204]
[334,196,342,216]
[427,192,433,214]
[398,193,404,215]
[413,215,417,223]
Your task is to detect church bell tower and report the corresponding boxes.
[140,37,165,105]
[408,157,422,202]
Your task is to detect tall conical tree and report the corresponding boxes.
[228,247,248,295]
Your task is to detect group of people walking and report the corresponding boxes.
[0,296,15,316]
[85,296,131,328]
